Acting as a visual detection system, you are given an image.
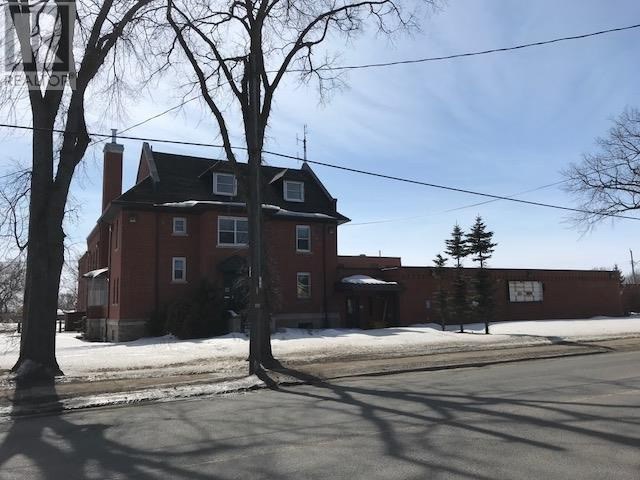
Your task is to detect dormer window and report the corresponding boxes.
[284,181,304,202]
[214,173,237,196]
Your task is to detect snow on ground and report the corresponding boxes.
[0,324,17,334]
[0,316,639,380]
[456,317,640,339]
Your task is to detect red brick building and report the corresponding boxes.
[335,256,624,329]
[78,140,348,341]
[78,140,625,341]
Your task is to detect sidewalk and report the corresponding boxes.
[2,335,639,418]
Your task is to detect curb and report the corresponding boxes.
[1,377,263,419]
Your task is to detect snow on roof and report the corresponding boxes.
[273,208,336,220]
[269,168,288,184]
[341,275,398,285]
[83,268,108,279]
[157,200,246,208]
[156,200,335,220]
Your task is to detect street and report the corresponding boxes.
[0,351,639,479]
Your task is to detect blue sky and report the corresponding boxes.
[2,0,639,272]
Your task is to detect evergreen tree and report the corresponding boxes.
[445,224,468,267]
[445,224,469,332]
[432,254,449,331]
[466,216,497,268]
[466,216,497,334]
[613,264,625,286]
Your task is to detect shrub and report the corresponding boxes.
[164,280,227,340]
[147,309,168,337]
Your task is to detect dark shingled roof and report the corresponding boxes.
[115,148,349,223]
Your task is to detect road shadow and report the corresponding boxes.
[258,360,640,478]
[0,360,637,479]
[0,379,236,479]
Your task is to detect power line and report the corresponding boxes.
[83,22,640,145]
[0,122,228,148]
[1,122,638,222]
[88,95,201,148]
[345,180,567,226]
[260,149,640,222]
[292,23,640,72]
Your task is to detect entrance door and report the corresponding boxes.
[346,296,360,328]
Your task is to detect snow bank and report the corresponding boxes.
[0,317,638,380]
[0,376,263,417]
[432,316,640,339]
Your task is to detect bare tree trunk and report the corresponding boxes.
[12,120,66,378]
[5,0,151,381]
[246,157,266,374]
[246,44,273,373]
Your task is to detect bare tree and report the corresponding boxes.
[564,107,640,228]
[0,165,30,255]
[58,246,82,311]
[2,0,155,380]
[163,0,437,373]
[0,258,25,315]
[0,167,28,318]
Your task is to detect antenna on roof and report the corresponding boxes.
[296,125,308,165]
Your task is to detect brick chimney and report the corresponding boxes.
[102,129,124,212]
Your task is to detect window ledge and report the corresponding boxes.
[217,244,249,249]
[172,233,189,237]
[296,250,312,255]
[171,280,188,285]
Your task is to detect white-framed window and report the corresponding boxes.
[509,281,543,303]
[172,257,187,283]
[218,216,249,246]
[284,180,304,202]
[297,272,311,299]
[296,225,311,252]
[213,173,237,196]
[172,217,187,235]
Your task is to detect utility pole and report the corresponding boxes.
[631,249,637,284]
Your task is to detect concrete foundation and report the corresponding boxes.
[85,318,147,342]
[107,319,147,342]
[85,318,107,341]
[272,312,340,329]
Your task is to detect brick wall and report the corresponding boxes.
[266,219,339,327]
[622,284,640,314]
[102,144,123,212]
[337,255,402,269]
[111,207,340,330]
[337,265,624,326]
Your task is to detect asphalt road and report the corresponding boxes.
[0,352,638,479]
